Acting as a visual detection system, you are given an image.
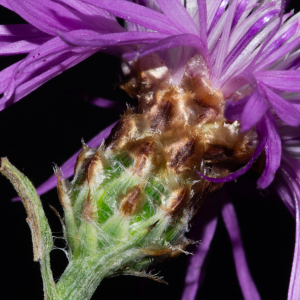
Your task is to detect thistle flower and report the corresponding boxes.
[1,0,300,300]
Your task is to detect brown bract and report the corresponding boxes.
[109,53,257,218]
[120,186,143,216]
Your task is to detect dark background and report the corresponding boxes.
[0,1,299,299]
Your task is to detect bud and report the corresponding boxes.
[1,54,257,300]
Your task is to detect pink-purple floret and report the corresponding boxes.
[1,0,300,299]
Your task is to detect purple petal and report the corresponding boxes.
[198,135,266,183]
[7,0,121,36]
[255,36,300,72]
[123,34,206,64]
[224,96,248,122]
[0,24,49,38]
[197,0,210,70]
[84,97,126,111]
[0,0,11,9]
[278,162,300,300]
[231,0,249,30]
[197,0,207,42]
[211,0,237,85]
[66,89,133,111]
[207,0,222,29]
[256,70,300,93]
[221,195,260,300]
[282,154,300,189]
[289,195,300,300]
[223,9,279,73]
[0,60,21,94]
[275,164,295,218]
[155,0,199,35]
[208,0,230,34]
[256,112,281,189]
[240,87,268,132]
[59,30,168,47]
[181,193,220,300]
[285,55,300,71]
[242,2,284,75]
[53,0,124,33]
[13,122,118,200]
[259,22,298,61]
[81,0,181,35]
[0,37,51,56]
[160,46,196,85]
[0,34,97,110]
[258,83,300,127]
[7,0,83,36]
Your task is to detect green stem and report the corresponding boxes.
[56,230,148,300]
[56,249,141,300]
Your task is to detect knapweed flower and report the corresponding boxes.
[1,0,300,299]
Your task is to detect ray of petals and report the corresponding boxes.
[123,34,206,64]
[221,196,260,300]
[232,0,249,29]
[255,36,300,72]
[219,18,279,91]
[280,124,300,142]
[258,21,298,62]
[257,112,281,189]
[162,46,197,85]
[240,87,268,132]
[181,194,219,300]
[284,55,300,71]
[197,135,266,183]
[0,34,97,110]
[0,0,11,9]
[197,0,210,69]
[258,83,300,127]
[274,153,300,218]
[237,0,260,24]
[228,1,278,52]
[197,0,207,40]
[6,0,122,37]
[282,140,300,161]
[241,1,285,75]
[81,0,181,35]
[7,0,85,36]
[53,0,124,33]
[274,171,295,217]
[0,24,49,37]
[208,0,230,34]
[207,0,223,30]
[290,194,300,300]
[211,0,237,87]
[283,154,300,187]
[12,122,118,201]
[279,163,300,300]
[256,70,300,93]
[155,0,199,35]
[59,30,169,47]
[0,37,51,55]
[207,3,228,52]
[0,61,21,94]
[223,9,279,73]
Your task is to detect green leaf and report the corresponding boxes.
[0,158,58,300]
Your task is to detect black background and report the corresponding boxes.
[0,1,299,299]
